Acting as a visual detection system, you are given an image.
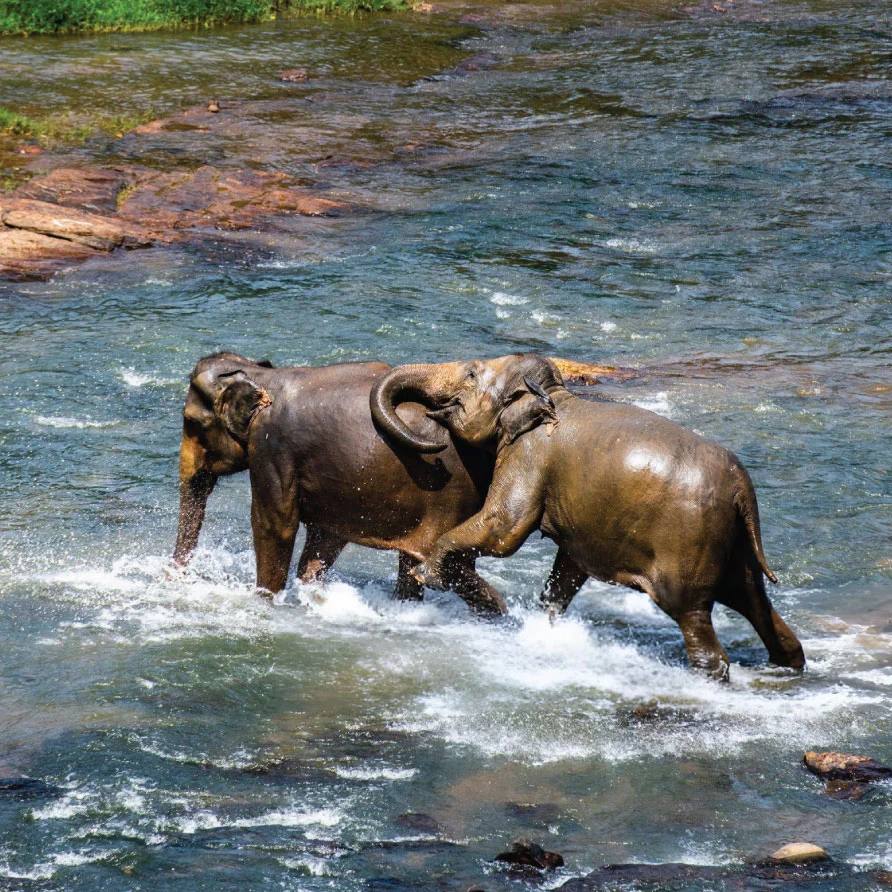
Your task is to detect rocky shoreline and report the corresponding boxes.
[0,155,353,280]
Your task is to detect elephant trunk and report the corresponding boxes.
[172,431,217,566]
[370,363,454,453]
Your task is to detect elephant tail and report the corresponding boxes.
[732,465,778,584]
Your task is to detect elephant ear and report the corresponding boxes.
[214,371,272,443]
[498,376,558,446]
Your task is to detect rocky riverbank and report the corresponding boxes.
[0,158,353,280]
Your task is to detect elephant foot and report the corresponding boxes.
[393,553,425,601]
[410,561,448,591]
[254,586,277,605]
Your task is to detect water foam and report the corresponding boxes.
[33,415,117,429]
[490,291,529,306]
[119,367,179,388]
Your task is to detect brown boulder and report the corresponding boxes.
[549,357,638,385]
[279,69,308,82]
[803,751,892,783]
[768,843,830,865]
[495,838,564,870]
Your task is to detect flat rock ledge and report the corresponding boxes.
[0,164,353,280]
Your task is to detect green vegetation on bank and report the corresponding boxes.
[0,105,157,143]
[0,0,407,36]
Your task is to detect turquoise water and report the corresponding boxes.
[0,0,890,887]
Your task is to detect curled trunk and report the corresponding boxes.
[370,364,450,453]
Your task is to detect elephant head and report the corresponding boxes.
[172,352,273,567]
[370,353,564,453]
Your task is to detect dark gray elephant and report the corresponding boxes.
[173,352,506,613]
[370,353,805,679]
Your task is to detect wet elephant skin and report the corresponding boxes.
[173,352,505,613]
[371,353,805,679]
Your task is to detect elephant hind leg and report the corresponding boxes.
[440,554,508,616]
[653,581,730,680]
[296,526,347,584]
[394,552,424,601]
[540,548,588,617]
[717,568,805,669]
[674,607,731,681]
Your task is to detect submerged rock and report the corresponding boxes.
[504,801,562,826]
[393,812,443,835]
[495,838,564,870]
[559,858,892,890]
[769,843,830,864]
[804,751,892,783]
[279,69,308,82]
[824,779,874,801]
[0,777,63,801]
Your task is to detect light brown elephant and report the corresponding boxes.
[370,353,805,680]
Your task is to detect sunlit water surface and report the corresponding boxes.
[0,0,890,887]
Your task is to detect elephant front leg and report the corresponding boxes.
[412,459,544,606]
[540,549,588,617]
[394,552,424,601]
[250,487,299,597]
[296,526,347,585]
[441,553,507,616]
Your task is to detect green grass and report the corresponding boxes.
[0,105,157,144]
[0,0,407,35]
[0,108,39,135]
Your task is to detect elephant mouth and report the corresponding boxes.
[426,399,461,424]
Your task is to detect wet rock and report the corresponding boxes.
[824,779,873,801]
[116,165,349,236]
[394,812,443,835]
[453,52,498,75]
[803,751,892,783]
[1,198,149,250]
[504,801,561,826]
[561,859,872,890]
[0,777,63,800]
[769,843,830,864]
[279,69,308,82]
[14,166,132,215]
[494,838,564,870]
[16,143,44,155]
[0,228,99,279]
[315,155,379,171]
[459,13,489,23]
[550,357,639,385]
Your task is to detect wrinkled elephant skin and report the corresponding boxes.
[371,353,805,679]
[173,353,506,613]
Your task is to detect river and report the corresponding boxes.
[0,0,890,887]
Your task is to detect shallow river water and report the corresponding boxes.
[0,0,891,887]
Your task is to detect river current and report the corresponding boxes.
[0,0,890,887]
